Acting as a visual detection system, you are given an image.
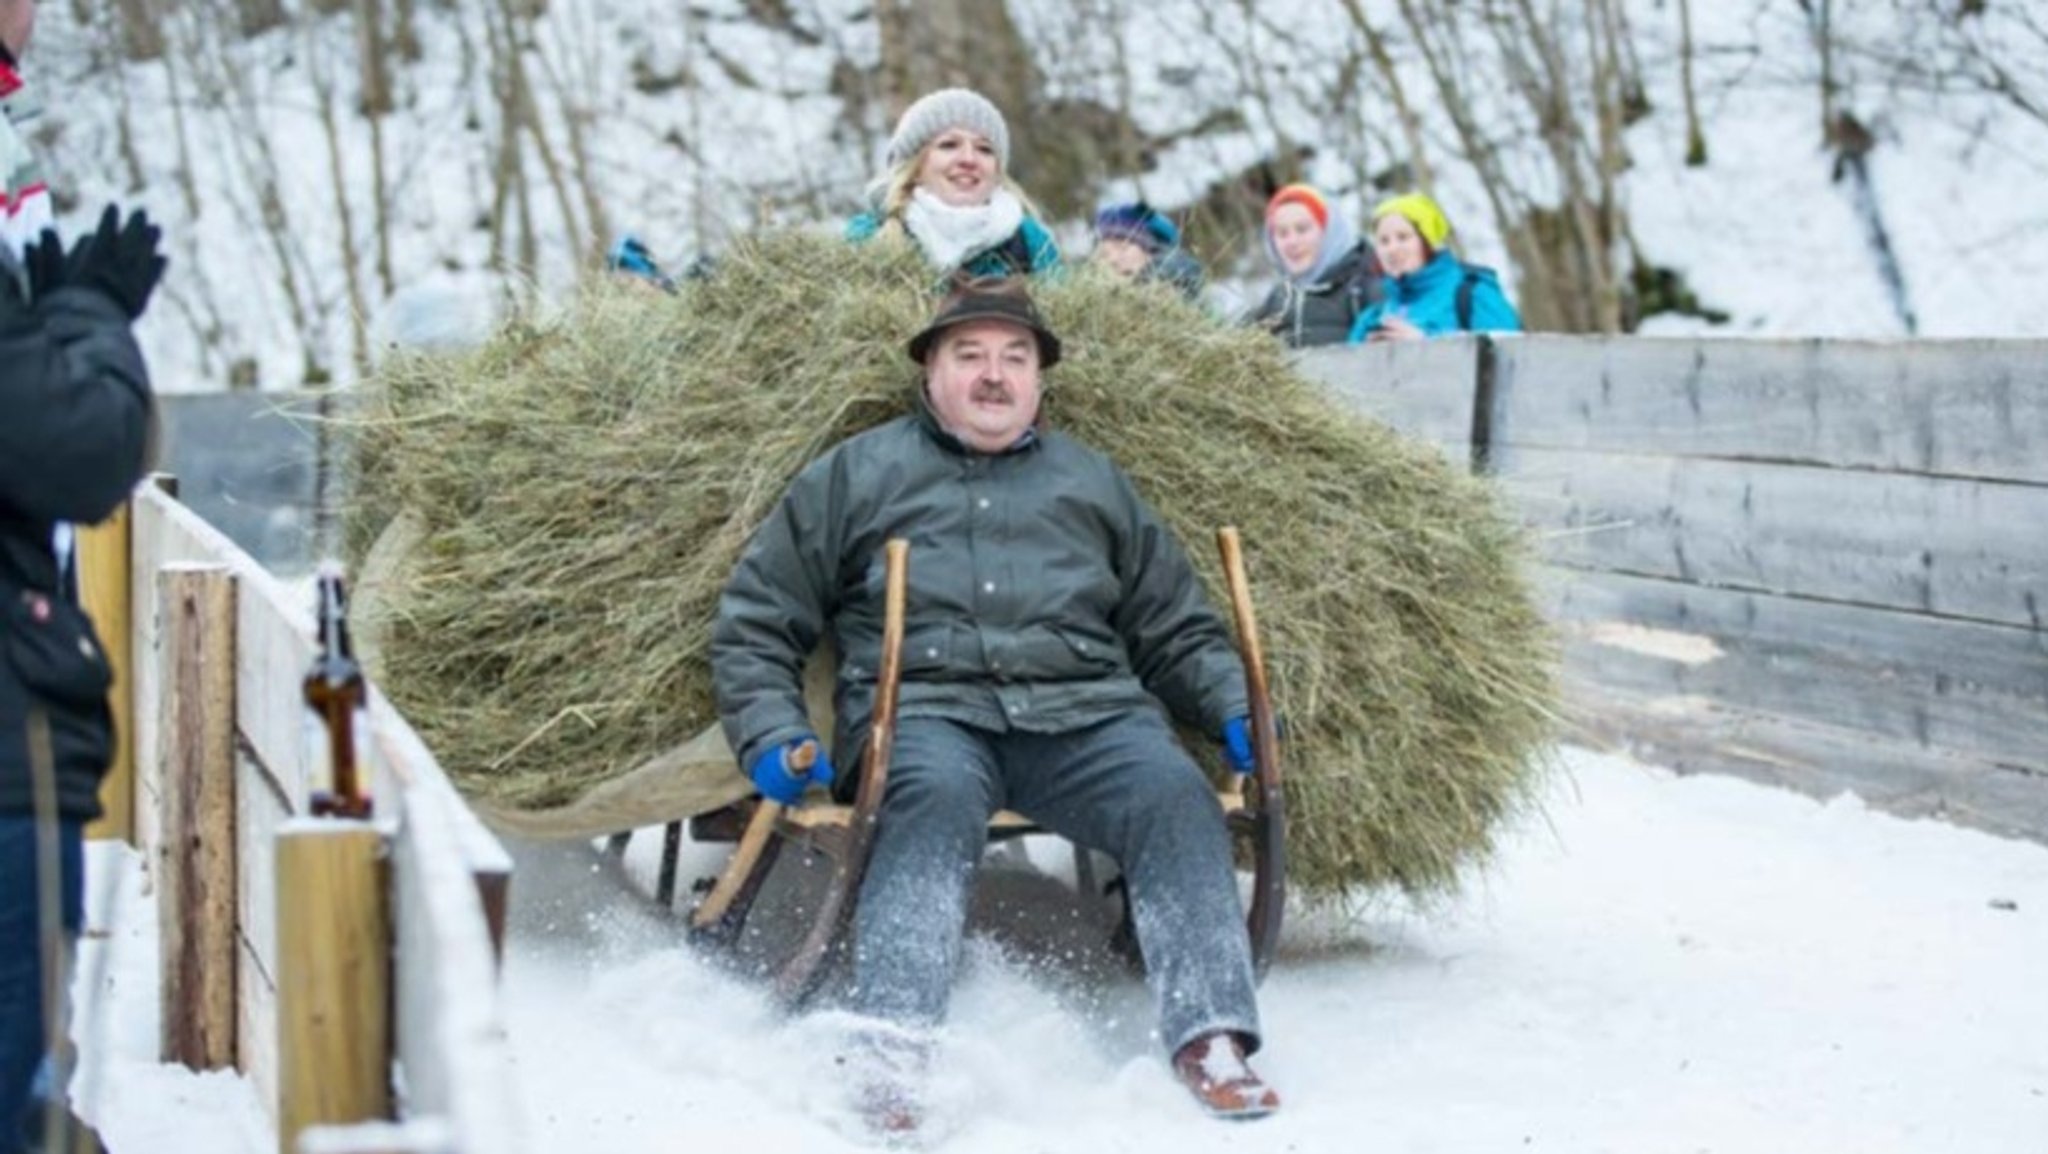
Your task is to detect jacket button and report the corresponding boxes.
[982,581,995,594]
[977,498,990,510]
[925,647,939,659]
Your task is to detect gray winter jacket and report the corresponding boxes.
[711,404,1248,780]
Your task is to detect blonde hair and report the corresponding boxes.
[867,143,1042,244]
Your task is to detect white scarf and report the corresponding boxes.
[903,187,1025,273]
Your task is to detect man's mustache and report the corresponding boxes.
[971,381,1011,403]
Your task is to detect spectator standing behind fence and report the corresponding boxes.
[847,87,1061,279]
[1090,201,1204,302]
[2,7,166,1152]
[1242,183,1382,348]
[1348,192,1521,342]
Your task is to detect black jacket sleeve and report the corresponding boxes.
[0,284,155,525]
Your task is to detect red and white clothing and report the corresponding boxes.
[0,57,51,257]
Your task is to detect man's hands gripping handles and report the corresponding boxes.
[749,736,836,804]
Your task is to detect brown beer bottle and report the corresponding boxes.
[304,563,372,819]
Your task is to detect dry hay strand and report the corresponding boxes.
[349,231,1557,900]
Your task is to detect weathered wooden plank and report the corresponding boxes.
[130,493,168,862]
[1565,682,2048,843]
[239,934,280,1129]
[277,823,390,1154]
[1500,446,2048,629]
[1542,566,2048,773]
[388,786,524,1154]
[237,745,289,1118]
[236,564,320,805]
[131,482,252,858]
[78,503,134,842]
[1296,340,1478,461]
[157,564,239,1070]
[1491,337,2048,483]
[369,690,513,955]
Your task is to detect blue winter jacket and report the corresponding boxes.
[1347,251,1522,342]
[846,212,1062,279]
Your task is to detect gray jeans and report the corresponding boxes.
[847,711,1261,1056]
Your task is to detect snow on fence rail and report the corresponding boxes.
[1300,337,2048,841]
[79,478,521,1154]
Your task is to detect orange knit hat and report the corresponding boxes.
[1264,184,1330,229]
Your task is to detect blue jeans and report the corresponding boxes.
[848,712,1260,1056]
[0,817,83,1154]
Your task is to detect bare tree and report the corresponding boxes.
[1679,0,1707,166]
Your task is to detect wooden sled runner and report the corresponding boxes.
[663,528,1286,1006]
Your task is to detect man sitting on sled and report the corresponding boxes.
[710,276,1281,1130]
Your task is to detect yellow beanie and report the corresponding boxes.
[1372,192,1453,250]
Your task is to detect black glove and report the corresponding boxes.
[21,228,73,299]
[0,256,26,330]
[67,205,168,320]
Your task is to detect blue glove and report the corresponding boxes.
[1220,716,1256,775]
[749,737,834,805]
[606,233,677,293]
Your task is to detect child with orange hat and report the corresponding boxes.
[1242,183,1384,348]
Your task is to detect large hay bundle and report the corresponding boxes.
[352,233,1555,899]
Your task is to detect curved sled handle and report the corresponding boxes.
[690,739,818,931]
[1216,528,1282,805]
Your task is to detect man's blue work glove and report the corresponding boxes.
[1221,716,1257,775]
[749,737,834,805]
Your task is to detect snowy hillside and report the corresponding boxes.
[19,0,2048,393]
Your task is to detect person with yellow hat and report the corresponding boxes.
[1347,191,1521,342]
[1242,183,1384,348]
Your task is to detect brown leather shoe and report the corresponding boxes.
[840,1027,931,1143]
[1171,1031,1282,1120]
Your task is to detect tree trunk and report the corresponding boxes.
[1679,0,1707,165]
[112,0,165,61]
[874,0,1050,198]
[355,0,394,116]
[233,0,286,38]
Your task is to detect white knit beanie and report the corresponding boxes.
[885,88,1011,172]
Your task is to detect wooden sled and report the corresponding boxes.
[659,529,1286,1007]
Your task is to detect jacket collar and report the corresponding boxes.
[1390,249,1462,297]
[913,391,1041,458]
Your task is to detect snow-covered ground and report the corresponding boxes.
[70,744,2048,1151]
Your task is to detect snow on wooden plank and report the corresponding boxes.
[1544,566,2048,775]
[1499,445,2048,629]
[297,1118,456,1154]
[389,784,524,1154]
[370,688,514,935]
[1491,338,2048,484]
[1296,338,1480,463]
[1566,683,2048,843]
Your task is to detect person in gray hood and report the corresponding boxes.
[710,277,1281,1130]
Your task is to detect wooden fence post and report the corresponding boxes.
[78,503,135,842]
[277,824,391,1154]
[157,562,239,1069]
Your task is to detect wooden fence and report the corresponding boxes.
[1299,337,2048,840]
[78,479,522,1154]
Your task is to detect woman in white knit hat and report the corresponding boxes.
[846,87,1062,278]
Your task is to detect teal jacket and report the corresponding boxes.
[1348,251,1522,341]
[845,212,1063,279]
